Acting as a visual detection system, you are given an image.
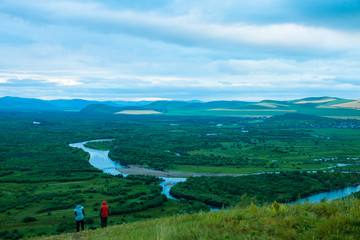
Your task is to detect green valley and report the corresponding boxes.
[0,97,360,239]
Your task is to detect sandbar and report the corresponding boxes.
[116,165,246,177]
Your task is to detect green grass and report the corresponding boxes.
[39,197,360,240]
[247,119,265,123]
[168,163,334,174]
[169,165,262,174]
[183,127,360,165]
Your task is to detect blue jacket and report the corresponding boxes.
[74,205,85,221]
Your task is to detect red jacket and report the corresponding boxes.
[100,201,110,217]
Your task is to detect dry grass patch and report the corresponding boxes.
[254,102,290,108]
[324,116,360,120]
[209,109,296,112]
[115,110,162,115]
[327,100,360,110]
[224,115,274,118]
[295,99,337,104]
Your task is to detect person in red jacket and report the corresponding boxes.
[99,201,110,228]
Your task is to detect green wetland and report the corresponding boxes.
[0,111,360,239]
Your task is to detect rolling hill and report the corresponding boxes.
[1,96,360,118]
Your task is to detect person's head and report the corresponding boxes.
[102,201,106,205]
[74,204,78,207]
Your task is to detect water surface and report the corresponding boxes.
[70,140,186,199]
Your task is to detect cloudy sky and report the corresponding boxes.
[0,0,360,101]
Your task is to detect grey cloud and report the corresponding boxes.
[0,78,57,88]
[2,0,359,57]
[1,0,360,101]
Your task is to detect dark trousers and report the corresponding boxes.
[101,217,108,228]
[76,220,84,232]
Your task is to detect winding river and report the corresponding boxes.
[70,140,360,204]
[69,140,186,199]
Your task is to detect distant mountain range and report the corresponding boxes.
[1,96,360,118]
[0,96,252,112]
[0,96,152,111]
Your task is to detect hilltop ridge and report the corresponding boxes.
[1,96,360,118]
[40,196,360,240]
[80,96,360,118]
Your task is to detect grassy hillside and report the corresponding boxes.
[79,97,360,118]
[80,104,123,114]
[39,196,360,240]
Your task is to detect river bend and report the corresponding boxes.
[70,140,360,204]
[70,140,186,199]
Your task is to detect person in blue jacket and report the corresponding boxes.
[74,204,85,232]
